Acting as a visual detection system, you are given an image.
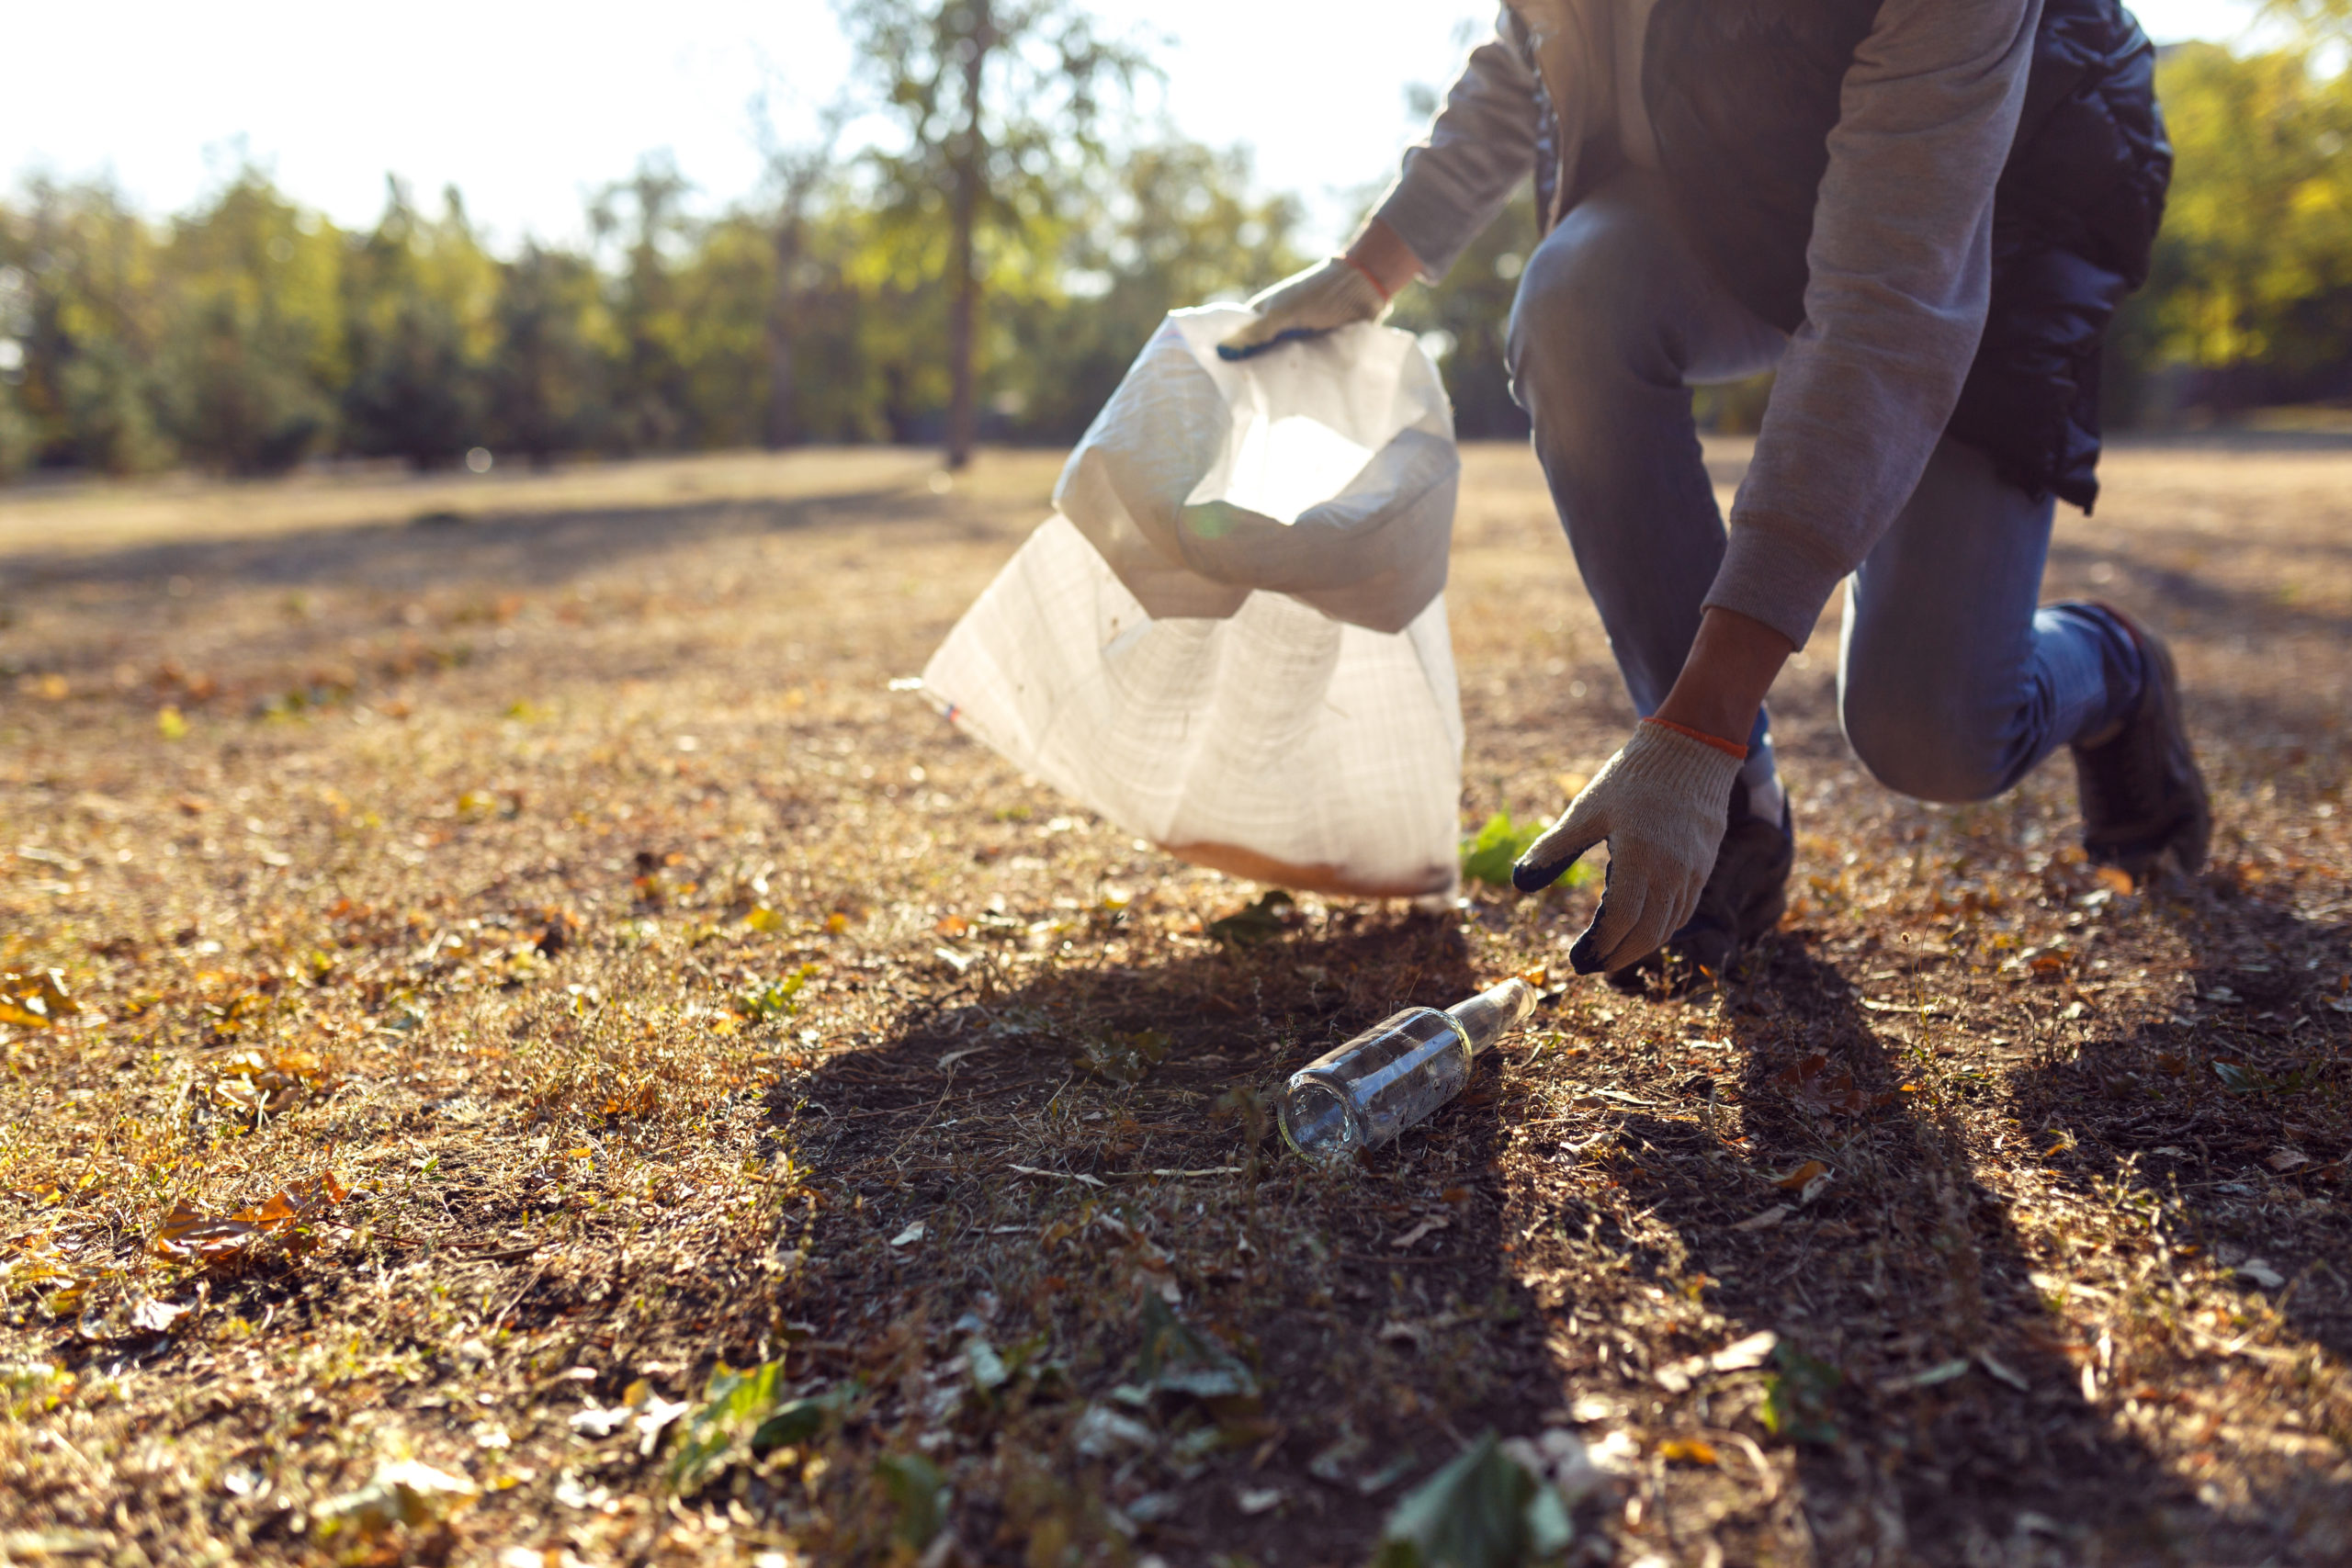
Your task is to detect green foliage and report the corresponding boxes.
[1205,890,1295,948]
[159,170,342,473]
[1759,1342,1844,1446]
[1460,813,1544,888]
[341,180,494,467]
[1374,1431,1573,1568]
[740,964,820,1021]
[1076,1027,1169,1086]
[2115,39,2352,411]
[1128,1291,1260,1405]
[17,29,2352,478]
[1464,812,1594,891]
[875,1452,951,1548]
[667,1359,851,1495]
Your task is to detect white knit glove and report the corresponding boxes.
[1216,258,1389,360]
[1512,719,1746,975]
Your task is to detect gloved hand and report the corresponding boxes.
[1216,257,1390,361]
[1511,719,1746,975]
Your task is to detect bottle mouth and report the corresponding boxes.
[1278,1079,1354,1161]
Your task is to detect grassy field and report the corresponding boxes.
[1,437,2347,1566]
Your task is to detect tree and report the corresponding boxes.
[1,178,175,473]
[836,0,1153,467]
[486,242,615,467]
[160,168,343,474]
[992,138,1306,440]
[753,96,849,450]
[342,180,495,468]
[591,156,695,453]
[2120,41,2352,407]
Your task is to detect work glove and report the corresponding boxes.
[1216,257,1390,361]
[1511,719,1746,975]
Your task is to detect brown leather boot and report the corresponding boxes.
[2071,607,2211,880]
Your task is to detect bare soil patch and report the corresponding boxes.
[2,439,2347,1565]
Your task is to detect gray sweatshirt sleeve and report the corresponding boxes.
[1370,14,1540,280]
[1706,0,2043,649]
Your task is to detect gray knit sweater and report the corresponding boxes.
[1374,0,2044,649]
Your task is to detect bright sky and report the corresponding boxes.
[6,0,2264,254]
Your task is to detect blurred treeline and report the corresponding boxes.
[0,135,1302,480]
[5,26,2352,481]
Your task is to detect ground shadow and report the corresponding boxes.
[2024,880,2352,1354]
[1521,922,2334,1564]
[0,485,956,600]
[773,909,1574,1564]
[762,891,2347,1563]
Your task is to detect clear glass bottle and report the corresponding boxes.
[1278,977,1538,1162]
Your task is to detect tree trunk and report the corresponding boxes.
[767,217,800,451]
[944,0,990,470]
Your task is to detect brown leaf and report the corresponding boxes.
[0,970,80,1031]
[153,1172,350,1265]
[602,1082,657,1117]
[1773,1159,1830,1191]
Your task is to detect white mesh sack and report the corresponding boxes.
[920,306,1464,898]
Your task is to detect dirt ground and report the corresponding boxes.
[1,435,2347,1567]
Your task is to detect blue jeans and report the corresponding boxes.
[1504,173,2142,805]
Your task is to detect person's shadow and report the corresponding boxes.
[772,891,2347,1563]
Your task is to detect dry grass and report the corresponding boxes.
[0,436,2346,1566]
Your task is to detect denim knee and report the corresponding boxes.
[1840,681,2022,805]
[1505,210,1667,408]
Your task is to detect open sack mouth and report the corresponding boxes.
[917,304,1469,900]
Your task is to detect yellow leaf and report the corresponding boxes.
[1658,1438,1719,1466]
[0,971,79,1031]
[157,705,189,740]
[824,911,850,934]
[744,905,785,933]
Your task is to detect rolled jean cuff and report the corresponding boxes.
[1705,512,1853,650]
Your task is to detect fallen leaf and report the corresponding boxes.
[570,1404,633,1438]
[1378,1430,1572,1567]
[151,1172,350,1266]
[1657,1438,1718,1466]
[1977,1351,2030,1393]
[889,1222,925,1247]
[0,970,80,1031]
[1710,1331,1779,1371]
[2267,1149,2311,1173]
[129,1298,189,1333]
[2236,1258,2286,1291]
[1882,1358,1972,1392]
[1077,1028,1170,1086]
[1773,1159,1829,1191]
[1390,1214,1452,1250]
[600,1082,657,1118]
[313,1460,479,1541]
[1072,1404,1156,1458]
[1733,1205,1790,1233]
[1205,890,1295,948]
[2093,864,2136,896]
[1236,1486,1283,1516]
